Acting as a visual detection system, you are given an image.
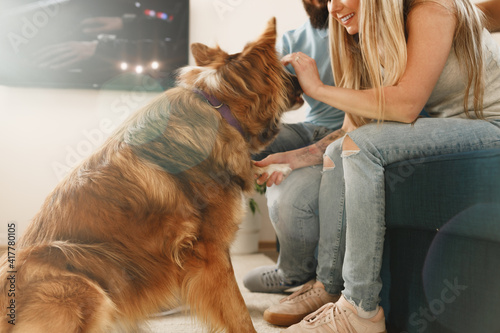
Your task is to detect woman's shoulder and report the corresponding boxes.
[407,0,458,15]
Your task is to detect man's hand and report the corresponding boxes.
[254,162,293,187]
[252,128,348,187]
[254,153,292,187]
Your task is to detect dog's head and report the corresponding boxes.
[178,18,304,153]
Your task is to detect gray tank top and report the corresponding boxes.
[425,29,500,119]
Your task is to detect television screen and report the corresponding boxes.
[0,0,189,90]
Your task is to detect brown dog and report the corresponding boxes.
[0,18,302,333]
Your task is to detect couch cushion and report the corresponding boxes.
[385,148,500,231]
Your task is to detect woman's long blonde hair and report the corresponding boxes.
[329,0,486,125]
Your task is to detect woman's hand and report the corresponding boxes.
[281,52,324,98]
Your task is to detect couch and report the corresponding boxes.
[381,148,500,333]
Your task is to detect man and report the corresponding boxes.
[243,0,347,325]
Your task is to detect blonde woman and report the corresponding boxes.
[255,0,500,331]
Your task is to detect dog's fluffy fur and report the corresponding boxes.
[0,18,302,333]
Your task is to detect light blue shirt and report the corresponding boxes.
[277,20,344,130]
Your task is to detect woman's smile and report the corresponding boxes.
[328,0,360,34]
[339,12,355,25]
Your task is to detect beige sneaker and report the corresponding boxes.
[282,295,387,333]
[263,280,340,327]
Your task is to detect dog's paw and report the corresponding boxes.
[254,163,292,179]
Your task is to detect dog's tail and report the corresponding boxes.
[0,241,145,332]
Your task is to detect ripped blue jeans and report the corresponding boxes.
[260,122,337,285]
[321,118,500,311]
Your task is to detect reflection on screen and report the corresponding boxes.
[0,0,189,90]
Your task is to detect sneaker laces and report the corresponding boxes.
[261,268,285,288]
[303,302,356,333]
[280,281,314,303]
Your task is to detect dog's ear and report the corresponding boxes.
[191,43,227,66]
[240,17,277,58]
[258,17,277,46]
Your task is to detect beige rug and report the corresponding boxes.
[142,253,285,333]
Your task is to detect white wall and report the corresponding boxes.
[189,0,307,54]
[1,0,498,245]
[0,0,308,244]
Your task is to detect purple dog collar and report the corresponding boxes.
[193,89,246,137]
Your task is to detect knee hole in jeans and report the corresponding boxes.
[341,135,360,157]
[323,155,335,171]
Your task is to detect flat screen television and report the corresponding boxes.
[0,0,189,90]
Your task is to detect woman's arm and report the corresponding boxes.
[477,0,500,32]
[285,2,457,124]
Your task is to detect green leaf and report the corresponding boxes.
[249,198,260,215]
[254,181,267,195]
